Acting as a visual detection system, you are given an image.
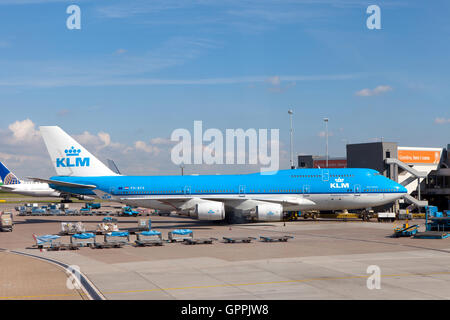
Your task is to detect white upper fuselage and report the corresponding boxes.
[0,181,61,197]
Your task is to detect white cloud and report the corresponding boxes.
[74,131,99,145]
[98,132,112,147]
[435,117,450,124]
[0,119,288,178]
[56,108,70,117]
[0,66,362,88]
[135,141,161,155]
[115,48,127,55]
[355,85,393,97]
[266,75,281,86]
[8,119,40,143]
[74,130,124,151]
[150,137,174,145]
[264,75,298,93]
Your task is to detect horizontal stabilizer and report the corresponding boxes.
[27,177,97,189]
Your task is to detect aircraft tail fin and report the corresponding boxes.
[0,161,20,184]
[39,126,118,177]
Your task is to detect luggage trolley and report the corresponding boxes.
[71,233,96,247]
[32,234,78,251]
[184,238,218,245]
[222,236,256,243]
[135,230,163,246]
[259,235,294,242]
[93,231,130,248]
[168,229,193,242]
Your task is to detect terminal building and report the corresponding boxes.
[298,142,450,211]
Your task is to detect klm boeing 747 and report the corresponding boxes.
[31,126,407,222]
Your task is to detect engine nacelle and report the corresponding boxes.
[256,203,283,221]
[195,201,225,221]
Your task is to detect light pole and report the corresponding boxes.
[180,163,185,176]
[288,109,294,169]
[323,118,329,168]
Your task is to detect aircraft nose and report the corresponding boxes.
[396,182,407,194]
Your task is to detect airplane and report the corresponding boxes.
[0,160,93,201]
[31,126,408,222]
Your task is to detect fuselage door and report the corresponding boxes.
[354,184,361,196]
[239,185,246,197]
[322,169,329,182]
[303,185,310,195]
[184,186,191,195]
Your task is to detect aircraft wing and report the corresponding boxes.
[242,196,316,207]
[27,177,97,189]
[95,192,316,209]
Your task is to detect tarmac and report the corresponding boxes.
[0,251,85,300]
[1,201,450,300]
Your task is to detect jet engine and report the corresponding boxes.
[255,203,283,221]
[194,201,225,221]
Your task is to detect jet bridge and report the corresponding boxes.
[385,158,428,208]
[402,194,428,208]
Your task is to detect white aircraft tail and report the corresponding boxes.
[40,126,118,177]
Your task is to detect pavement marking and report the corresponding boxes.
[103,271,450,296]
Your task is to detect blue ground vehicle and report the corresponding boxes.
[121,206,140,217]
[31,207,46,215]
[80,202,101,215]
[87,203,101,209]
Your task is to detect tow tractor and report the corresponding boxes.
[121,206,140,217]
[284,211,300,221]
[80,202,101,215]
[87,203,101,210]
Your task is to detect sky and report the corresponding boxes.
[0,0,449,178]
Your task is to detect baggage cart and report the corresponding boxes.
[168,229,193,242]
[135,230,163,246]
[93,231,129,248]
[223,236,256,243]
[71,233,96,247]
[259,235,293,242]
[0,212,13,232]
[184,238,217,245]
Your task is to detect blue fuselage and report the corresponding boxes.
[49,168,406,199]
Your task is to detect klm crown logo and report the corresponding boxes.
[56,146,90,168]
[330,177,349,189]
[65,146,81,157]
